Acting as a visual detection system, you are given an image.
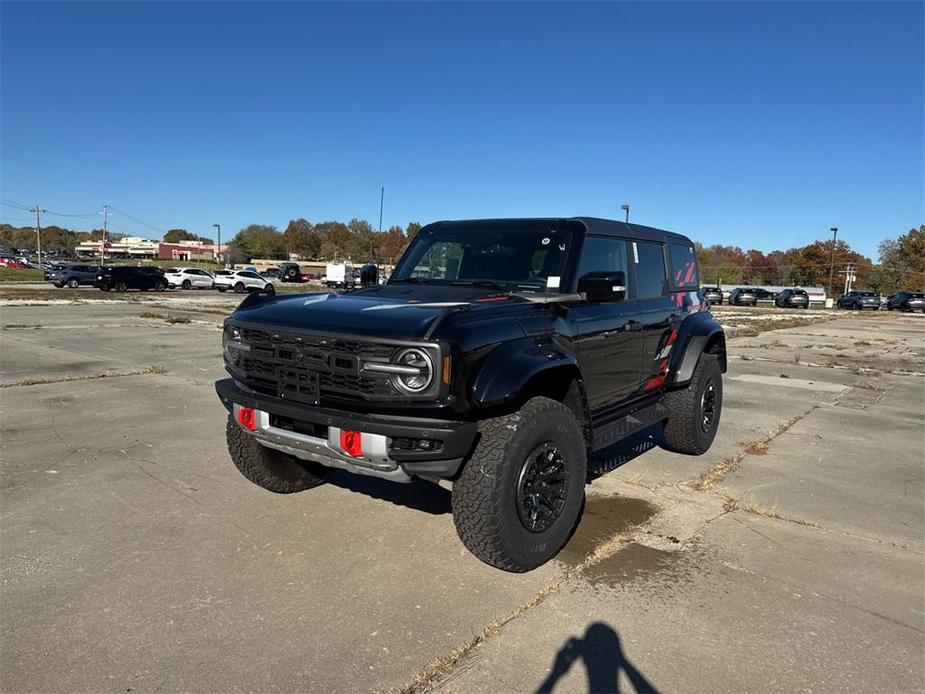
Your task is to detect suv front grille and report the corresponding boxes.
[236,327,396,403]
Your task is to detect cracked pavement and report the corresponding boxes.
[1,296,923,693]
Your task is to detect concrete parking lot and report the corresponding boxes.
[1,290,923,693]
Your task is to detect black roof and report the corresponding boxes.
[427,217,693,245]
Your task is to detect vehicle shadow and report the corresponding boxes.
[325,470,452,515]
[587,425,662,481]
[536,622,659,694]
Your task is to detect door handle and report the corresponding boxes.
[626,320,643,332]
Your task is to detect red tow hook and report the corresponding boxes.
[340,430,363,457]
[236,406,257,432]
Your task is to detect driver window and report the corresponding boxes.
[577,236,628,279]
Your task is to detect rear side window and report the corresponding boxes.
[576,236,628,280]
[669,242,698,289]
[633,241,667,298]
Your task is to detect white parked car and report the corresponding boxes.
[213,269,275,295]
[164,267,215,290]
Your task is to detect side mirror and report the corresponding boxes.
[577,271,627,303]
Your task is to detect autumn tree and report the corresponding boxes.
[380,225,406,263]
[283,218,321,259]
[228,224,286,261]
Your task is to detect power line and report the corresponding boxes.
[107,205,166,235]
[1,199,33,212]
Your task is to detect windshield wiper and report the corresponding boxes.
[389,277,423,284]
[449,280,510,292]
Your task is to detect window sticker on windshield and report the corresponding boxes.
[632,242,639,263]
[541,237,550,246]
[546,276,560,289]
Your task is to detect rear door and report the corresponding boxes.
[570,235,642,410]
[630,239,676,392]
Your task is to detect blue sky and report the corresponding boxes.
[1,1,922,258]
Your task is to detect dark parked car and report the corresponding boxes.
[752,288,777,304]
[729,287,758,306]
[701,286,723,305]
[95,266,167,292]
[45,263,100,288]
[278,262,305,282]
[837,290,880,310]
[216,217,726,572]
[886,291,925,312]
[775,288,809,309]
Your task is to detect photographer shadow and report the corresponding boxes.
[536,622,658,694]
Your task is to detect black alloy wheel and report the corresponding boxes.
[515,442,569,533]
[114,281,128,292]
[700,379,718,433]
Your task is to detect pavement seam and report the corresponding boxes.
[393,529,638,694]
[688,407,817,491]
[0,365,166,388]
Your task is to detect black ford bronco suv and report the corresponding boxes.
[216,218,726,572]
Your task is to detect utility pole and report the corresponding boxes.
[378,186,384,233]
[213,223,222,267]
[100,205,110,263]
[828,227,838,300]
[29,204,47,265]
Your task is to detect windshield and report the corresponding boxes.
[390,224,573,292]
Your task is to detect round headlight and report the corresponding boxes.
[223,325,243,363]
[392,348,434,394]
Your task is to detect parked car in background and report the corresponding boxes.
[164,267,215,289]
[886,291,925,312]
[45,264,100,288]
[95,266,167,292]
[701,286,723,305]
[0,257,24,268]
[278,262,305,282]
[837,290,880,310]
[260,268,281,280]
[213,270,275,295]
[730,287,758,306]
[752,288,777,304]
[774,288,809,309]
[324,262,355,288]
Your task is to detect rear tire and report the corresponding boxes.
[661,353,722,456]
[226,415,329,493]
[452,397,587,573]
[217,286,227,293]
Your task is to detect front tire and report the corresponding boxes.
[67,278,79,288]
[226,415,328,493]
[234,282,245,294]
[217,286,227,293]
[452,397,587,573]
[182,279,191,290]
[114,281,128,292]
[661,353,722,455]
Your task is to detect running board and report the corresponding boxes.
[591,402,668,451]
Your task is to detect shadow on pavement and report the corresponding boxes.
[326,470,452,514]
[536,622,659,694]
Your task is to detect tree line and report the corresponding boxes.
[1,220,921,293]
[696,225,923,294]
[222,218,422,266]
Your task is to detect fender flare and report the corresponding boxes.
[469,337,581,409]
[667,314,726,387]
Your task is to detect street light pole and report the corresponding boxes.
[213,224,221,267]
[621,204,630,223]
[828,226,838,300]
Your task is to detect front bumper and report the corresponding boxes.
[215,378,477,482]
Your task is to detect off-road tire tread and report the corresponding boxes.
[661,353,722,456]
[452,397,586,573]
[225,414,328,493]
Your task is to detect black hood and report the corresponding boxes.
[230,284,532,340]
